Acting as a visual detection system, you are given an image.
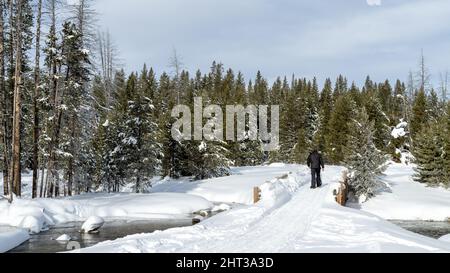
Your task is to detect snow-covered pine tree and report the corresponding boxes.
[364,90,390,151]
[388,81,411,162]
[187,138,231,180]
[303,78,320,151]
[344,108,388,202]
[131,65,160,192]
[412,120,446,186]
[279,78,308,163]
[158,72,187,178]
[229,74,264,166]
[183,66,232,179]
[60,21,91,196]
[110,69,160,192]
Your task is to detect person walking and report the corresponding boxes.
[307,149,325,189]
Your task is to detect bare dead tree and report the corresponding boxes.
[169,48,184,104]
[97,30,120,108]
[416,49,431,94]
[68,0,97,52]
[439,71,448,103]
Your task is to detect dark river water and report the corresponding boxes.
[389,220,450,239]
[8,218,195,253]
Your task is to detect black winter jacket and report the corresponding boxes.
[307,151,324,169]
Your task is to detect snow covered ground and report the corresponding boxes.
[349,163,450,221]
[2,163,450,253]
[72,165,450,253]
[150,164,304,204]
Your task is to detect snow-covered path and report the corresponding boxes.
[207,184,329,252]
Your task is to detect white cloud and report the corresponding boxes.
[367,0,382,6]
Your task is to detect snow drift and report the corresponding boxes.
[0,227,29,253]
[0,193,212,235]
[351,164,450,221]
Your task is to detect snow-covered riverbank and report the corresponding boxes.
[0,193,212,235]
[349,163,450,221]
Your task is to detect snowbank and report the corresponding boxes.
[0,193,212,234]
[439,234,450,243]
[72,166,450,253]
[0,227,29,253]
[151,165,304,204]
[350,164,450,221]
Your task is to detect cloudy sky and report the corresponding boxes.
[93,0,450,86]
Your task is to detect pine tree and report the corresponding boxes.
[326,94,355,164]
[393,80,407,122]
[345,108,388,202]
[443,102,450,186]
[315,78,333,153]
[364,92,390,150]
[427,89,441,122]
[229,71,264,166]
[412,120,446,186]
[378,80,392,114]
[348,82,362,107]
[410,89,428,146]
[59,21,90,196]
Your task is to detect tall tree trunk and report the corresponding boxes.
[11,0,23,197]
[44,1,60,198]
[32,0,42,199]
[39,159,44,197]
[0,0,8,197]
[3,0,14,202]
[67,121,75,196]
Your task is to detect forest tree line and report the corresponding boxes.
[0,0,449,201]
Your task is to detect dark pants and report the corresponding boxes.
[311,168,322,188]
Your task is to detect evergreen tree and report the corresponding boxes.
[378,80,392,114]
[443,102,450,186]
[411,89,428,139]
[364,92,390,150]
[344,108,388,202]
[412,120,447,186]
[427,89,441,122]
[326,94,355,164]
[315,78,333,153]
